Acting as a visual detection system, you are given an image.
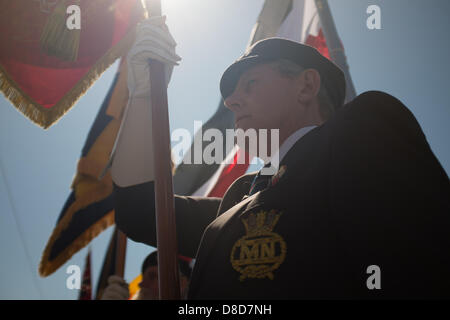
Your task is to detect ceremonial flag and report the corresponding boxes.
[0,0,144,128]
[39,58,129,277]
[276,0,330,57]
[78,250,92,300]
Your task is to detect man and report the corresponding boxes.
[111,19,450,299]
[101,251,191,300]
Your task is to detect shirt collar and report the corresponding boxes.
[269,125,317,171]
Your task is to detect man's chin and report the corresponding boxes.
[234,116,254,130]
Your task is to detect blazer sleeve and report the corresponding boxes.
[113,181,221,258]
[330,91,450,298]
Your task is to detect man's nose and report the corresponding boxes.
[224,88,242,112]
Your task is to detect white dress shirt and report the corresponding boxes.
[262,125,317,175]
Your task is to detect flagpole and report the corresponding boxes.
[95,227,118,299]
[114,230,127,278]
[145,0,181,299]
[314,0,357,102]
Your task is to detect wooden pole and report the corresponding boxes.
[314,0,357,102]
[145,0,180,299]
[114,230,127,278]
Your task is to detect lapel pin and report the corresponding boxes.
[271,165,287,186]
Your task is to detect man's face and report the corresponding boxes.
[138,265,159,300]
[224,63,300,132]
[137,265,190,300]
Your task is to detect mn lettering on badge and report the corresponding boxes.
[230,210,287,281]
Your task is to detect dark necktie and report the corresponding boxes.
[248,162,273,196]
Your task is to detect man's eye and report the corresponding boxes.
[245,79,257,91]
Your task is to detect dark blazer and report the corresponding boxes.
[114,91,450,299]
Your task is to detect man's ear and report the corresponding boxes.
[297,69,321,104]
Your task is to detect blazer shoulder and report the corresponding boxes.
[228,171,257,195]
[343,91,416,121]
[334,90,426,143]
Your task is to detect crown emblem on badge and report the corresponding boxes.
[230,210,287,281]
[242,210,280,236]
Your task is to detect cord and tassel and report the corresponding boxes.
[40,0,81,62]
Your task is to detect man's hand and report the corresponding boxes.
[100,275,130,300]
[127,15,181,98]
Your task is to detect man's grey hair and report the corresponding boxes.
[270,59,335,121]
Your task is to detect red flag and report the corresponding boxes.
[276,0,330,58]
[0,0,144,128]
[206,149,250,197]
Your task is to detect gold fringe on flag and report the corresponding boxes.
[38,173,115,277]
[40,0,81,62]
[0,69,42,125]
[39,211,115,278]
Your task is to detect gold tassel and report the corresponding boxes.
[40,0,81,62]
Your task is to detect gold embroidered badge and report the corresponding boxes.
[230,210,287,281]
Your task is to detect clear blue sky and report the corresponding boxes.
[0,0,449,299]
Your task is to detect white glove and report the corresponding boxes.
[110,15,180,187]
[127,15,181,98]
[100,275,130,300]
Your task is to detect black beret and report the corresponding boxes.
[141,251,158,275]
[220,37,346,109]
[141,251,192,278]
